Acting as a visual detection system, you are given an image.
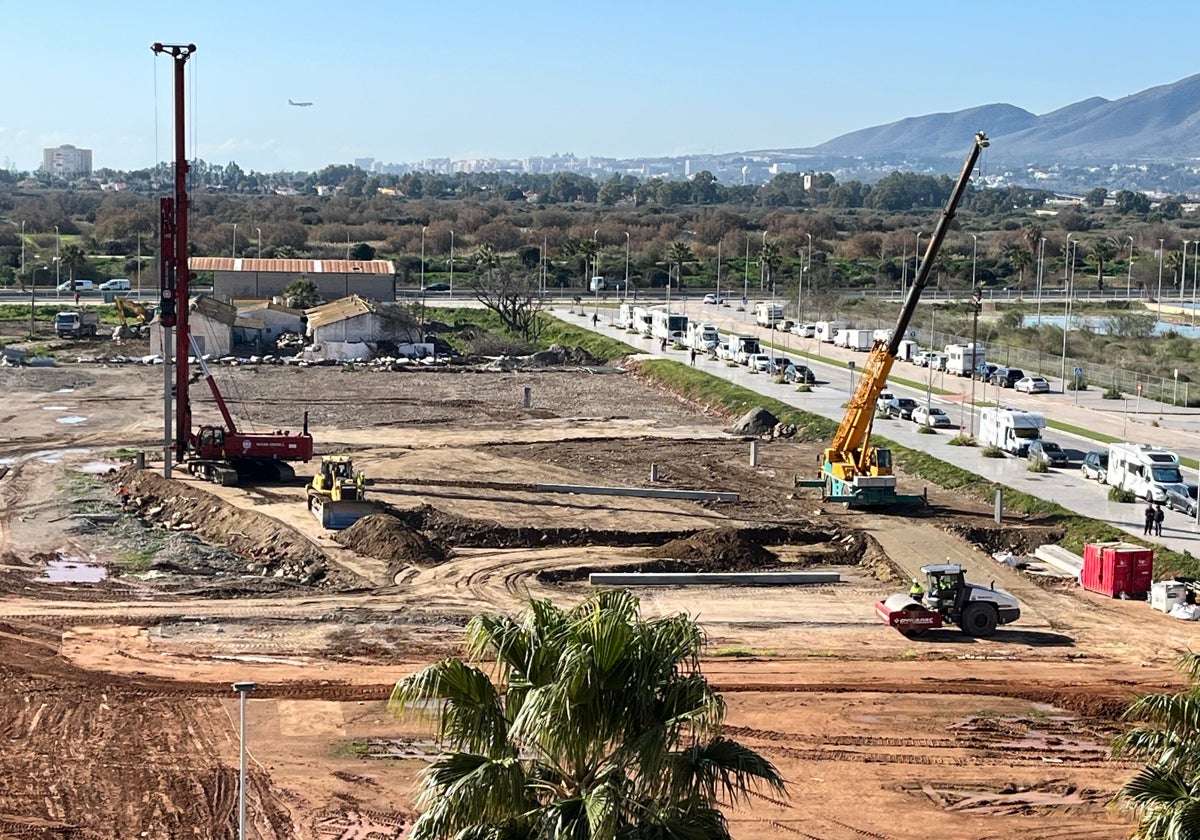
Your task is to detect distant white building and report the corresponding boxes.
[43,145,93,177]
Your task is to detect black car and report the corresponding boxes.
[1027,439,1069,467]
[886,397,919,420]
[783,364,815,384]
[423,282,451,292]
[990,367,1025,388]
[1166,483,1198,517]
[974,362,997,381]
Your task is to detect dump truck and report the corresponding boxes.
[54,310,99,338]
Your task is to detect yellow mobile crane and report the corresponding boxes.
[810,132,989,506]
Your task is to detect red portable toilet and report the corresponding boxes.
[1082,542,1154,598]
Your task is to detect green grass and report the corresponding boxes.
[709,646,781,658]
[428,305,638,362]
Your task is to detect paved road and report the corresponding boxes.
[581,301,1200,556]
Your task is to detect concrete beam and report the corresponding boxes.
[590,571,840,587]
[534,483,739,502]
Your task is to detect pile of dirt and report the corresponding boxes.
[650,526,778,570]
[942,524,1065,556]
[528,344,604,367]
[333,513,447,572]
[728,407,779,436]
[857,533,906,585]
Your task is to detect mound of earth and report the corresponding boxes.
[728,407,779,436]
[647,527,778,571]
[528,344,604,367]
[334,513,447,571]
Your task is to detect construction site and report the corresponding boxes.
[0,55,1190,840]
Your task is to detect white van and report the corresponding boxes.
[589,276,607,292]
[99,278,131,292]
[57,279,94,292]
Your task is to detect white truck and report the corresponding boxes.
[54,310,100,338]
[814,321,847,343]
[944,343,985,376]
[686,322,720,353]
[727,335,762,365]
[843,329,874,351]
[978,407,1046,455]
[755,302,785,329]
[1106,443,1186,502]
[896,339,920,362]
[650,309,688,343]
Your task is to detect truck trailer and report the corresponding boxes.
[54,310,99,338]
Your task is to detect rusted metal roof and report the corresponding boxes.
[188,258,395,274]
[303,294,381,330]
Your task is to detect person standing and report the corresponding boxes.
[909,578,925,603]
[1155,504,1165,537]
[689,347,696,366]
[1144,502,1156,535]
[74,291,80,305]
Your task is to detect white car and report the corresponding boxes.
[912,405,953,427]
[702,293,724,304]
[791,323,816,338]
[876,390,896,414]
[1014,376,1051,394]
[748,354,772,372]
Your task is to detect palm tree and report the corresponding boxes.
[1009,248,1032,288]
[1114,653,1200,838]
[1022,222,1044,260]
[574,238,598,286]
[760,240,783,294]
[389,591,785,840]
[1090,238,1118,290]
[59,243,87,282]
[474,243,500,284]
[667,240,693,293]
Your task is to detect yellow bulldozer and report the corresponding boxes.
[306,455,378,529]
[114,297,154,340]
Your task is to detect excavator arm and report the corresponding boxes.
[821,132,989,503]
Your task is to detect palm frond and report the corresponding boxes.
[667,737,786,804]
[411,754,532,840]
[389,658,510,755]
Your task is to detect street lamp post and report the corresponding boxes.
[232,682,257,840]
[55,225,60,297]
[137,232,142,299]
[1060,239,1077,388]
[969,234,979,436]
[743,234,750,313]
[759,230,766,290]
[420,227,426,290]
[1126,236,1135,300]
[1157,238,1166,324]
[256,227,262,260]
[624,231,630,301]
[231,223,237,259]
[449,230,455,297]
[542,234,548,299]
[30,265,47,338]
[1182,241,1191,305]
[1192,241,1200,328]
[1036,237,1046,325]
[593,229,599,291]
[803,232,813,319]
[20,220,25,277]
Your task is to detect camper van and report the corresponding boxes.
[727,335,762,365]
[589,276,607,293]
[755,302,785,329]
[814,321,847,343]
[631,306,654,336]
[617,303,634,330]
[650,309,689,343]
[1106,443,1186,502]
[686,322,720,353]
[944,343,986,377]
[978,407,1046,456]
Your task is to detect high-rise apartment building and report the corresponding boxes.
[42,145,93,177]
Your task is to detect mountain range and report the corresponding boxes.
[759,73,1200,166]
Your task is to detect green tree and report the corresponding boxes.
[349,242,376,261]
[59,243,87,282]
[1089,238,1117,289]
[574,238,598,285]
[1114,190,1152,215]
[388,591,785,840]
[474,243,500,284]
[1113,653,1200,839]
[761,240,784,291]
[1084,187,1108,208]
[283,277,320,309]
[667,240,693,291]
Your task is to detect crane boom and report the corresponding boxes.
[820,132,989,505]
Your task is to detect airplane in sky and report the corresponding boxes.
[288,99,313,107]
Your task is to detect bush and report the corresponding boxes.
[1027,459,1049,473]
[795,384,812,392]
[1102,386,1123,400]
[915,425,936,434]
[1108,486,1137,503]
[773,374,786,384]
[981,444,1006,458]
[948,434,976,447]
[1065,378,1089,391]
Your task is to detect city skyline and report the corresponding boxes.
[3,0,1198,174]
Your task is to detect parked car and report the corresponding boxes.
[767,356,791,375]
[885,397,920,420]
[775,320,795,332]
[791,323,816,338]
[912,405,953,427]
[928,353,948,372]
[1014,375,1051,394]
[1166,483,1198,517]
[1080,451,1108,483]
[1027,439,1069,467]
[748,354,773,372]
[783,364,815,384]
[876,390,896,414]
[990,367,1025,388]
[974,362,997,381]
[423,282,451,292]
[702,293,724,304]
[914,351,936,368]
[57,279,94,292]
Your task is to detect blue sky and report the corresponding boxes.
[3,0,1198,174]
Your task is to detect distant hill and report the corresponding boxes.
[762,74,1200,165]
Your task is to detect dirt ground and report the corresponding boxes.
[0,342,1192,840]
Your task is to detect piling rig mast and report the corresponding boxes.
[153,42,312,485]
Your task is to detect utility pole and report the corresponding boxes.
[970,286,981,436]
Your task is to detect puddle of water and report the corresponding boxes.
[40,558,108,583]
[78,461,120,475]
[34,447,93,465]
[56,416,88,425]
[43,405,71,411]
[56,387,76,393]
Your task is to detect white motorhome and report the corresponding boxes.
[872,328,893,343]
[843,329,874,351]
[1106,443,1186,502]
[651,309,689,343]
[727,335,762,365]
[631,306,654,336]
[755,302,785,328]
[945,343,985,376]
[896,339,920,362]
[814,321,847,343]
[978,407,1046,455]
[686,322,720,352]
[617,303,635,330]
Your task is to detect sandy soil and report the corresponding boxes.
[0,351,1189,839]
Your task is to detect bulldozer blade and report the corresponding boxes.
[311,498,380,530]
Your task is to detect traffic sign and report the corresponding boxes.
[1074,366,1083,377]
[848,361,856,371]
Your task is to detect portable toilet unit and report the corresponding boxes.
[1081,542,1154,598]
[1150,580,1189,613]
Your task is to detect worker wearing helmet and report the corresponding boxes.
[909,578,925,602]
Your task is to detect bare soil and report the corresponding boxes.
[0,351,1190,839]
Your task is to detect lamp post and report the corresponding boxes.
[593,229,599,291]
[420,227,426,290]
[231,223,237,259]
[759,230,767,290]
[20,220,25,277]
[803,232,813,318]
[1036,237,1046,325]
[449,230,454,297]
[137,232,142,299]
[969,234,979,437]
[1157,238,1165,324]
[30,265,47,338]
[1126,236,1135,300]
[542,234,548,298]
[743,235,750,315]
[1192,241,1200,328]
[55,225,61,297]
[256,227,262,260]
[1182,241,1191,305]
[346,232,351,260]
[624,231,630,301]
[232,682,257,840]
[1064,233,1074,282]
[1060,239,1077,388]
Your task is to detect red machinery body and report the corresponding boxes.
[154,42,312,483]
[1081,542,1154,598]
[875,598,944,635]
